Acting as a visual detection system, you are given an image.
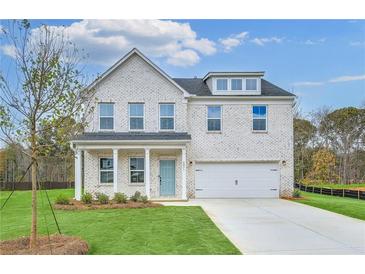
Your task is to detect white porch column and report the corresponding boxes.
[74,149,82,201]
[181,148,187,200]
[145,148,151,198]
[113,149,118,194]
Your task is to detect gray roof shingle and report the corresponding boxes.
[172,78,295,97]
[72,132,191,141]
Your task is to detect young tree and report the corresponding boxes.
[294,118,316,180]
[319,107,365,183]
[0,20,95,248]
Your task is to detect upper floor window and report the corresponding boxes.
[159,103,175,131]
[246,79,258,90]
[129,103,144,131]
[100,157,113,183]
[216,79,228,91]
[130,157,144,183]
[253,105,267,131]
[207,105,222,132]
[99,103,114,130]
[231,79,243,90]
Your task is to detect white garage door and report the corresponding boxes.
[195,162,280,198]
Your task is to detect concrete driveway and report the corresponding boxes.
[162,199,365,254]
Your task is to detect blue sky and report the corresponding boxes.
[1,19,364,116]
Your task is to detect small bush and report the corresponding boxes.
[114,192,128,204]
[293,189,301,198]
[130,191,142,202]
[55,194,70,205]
[81,192,93,204]
[97,193,109,204]
[140,195,148,204]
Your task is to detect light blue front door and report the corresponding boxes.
[159,160,176,196]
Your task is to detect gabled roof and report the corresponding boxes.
[87,48,191,97]
[172,78,295,97]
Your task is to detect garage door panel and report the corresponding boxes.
[195,162,280,198]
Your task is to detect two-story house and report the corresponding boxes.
[71,48,295,200]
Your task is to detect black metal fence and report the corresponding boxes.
[294,182,365,200]
[0,181,74,191]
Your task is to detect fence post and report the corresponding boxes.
[320,187,322,195]
[331,188,333,196]
[343,189,344,197]
[358,190,360,200]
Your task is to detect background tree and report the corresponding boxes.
[0,20,95,248]
[319,107,365,183]
[294,118,316,181]
[307,148,337,183]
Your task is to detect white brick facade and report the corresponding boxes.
[76,50,294,200]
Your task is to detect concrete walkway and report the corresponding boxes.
[162,199,365,254]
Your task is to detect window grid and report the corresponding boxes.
[129,103,144,131]
[99,103,114,131]
[252,105,267,131]
[159,103,175,131]
[99,157,113,184]
[207,105,222,132]
[129,157,145,184]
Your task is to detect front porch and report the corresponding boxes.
[73,144,188,201]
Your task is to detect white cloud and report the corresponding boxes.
[329,74,365,83]
[10,20,217,67]
[251,37,283,46]
[219,32,249,52]
[0,45,16,58]
[293,74,365,87]
[304,38,326,45]
[293,81,324,87]
[350,41,365,47]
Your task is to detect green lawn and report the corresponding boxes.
[294,191,365,221]
[0,189,240,254]
[303,183,365,189]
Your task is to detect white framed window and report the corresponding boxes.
[252,105,267,131]
[129,157,144,183]
[216,79,228,91]
[246,79,258,91]
[129,103,144,131]
[159,103,175,131]
[207,105,222,132]
[231,79,243,91]
[99,157,113,184]
[99,103,114,130]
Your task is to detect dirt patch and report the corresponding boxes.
[0,235,89,255]
[282,197,307,201]
[54,200,162,210]
[349,187,365,191]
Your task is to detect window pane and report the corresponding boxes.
[131,171,144,183]
[216,79,228,90]
[253,106,267,118]
[208,119,221,131]
[246,79,257,90]
[100,158,113,170]
[208,106,221,118]
[100,171,113,183]
[130,117,144,130]
[100,117,114,130]
[99,103,114,116]
[130,158,144,170]
[160,104,174,116]
[129,103,144,116]
[231,79,242,90]
[253,119,266,131]
[160,117,174,130]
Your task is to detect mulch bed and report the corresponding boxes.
[282,197,307,201]
[54,200,162,210]
[0,235,89,255]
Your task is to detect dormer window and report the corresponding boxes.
[216,79,228,91]
[246,79,257,91]
[231,79,243,91]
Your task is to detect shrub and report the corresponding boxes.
[81,192,93,204]
[114,192,128,204]
[140,195,148,204]
[97,193,109,204]
[55,194,70,205]
[293,189,301,198]
[130,191,142,202]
